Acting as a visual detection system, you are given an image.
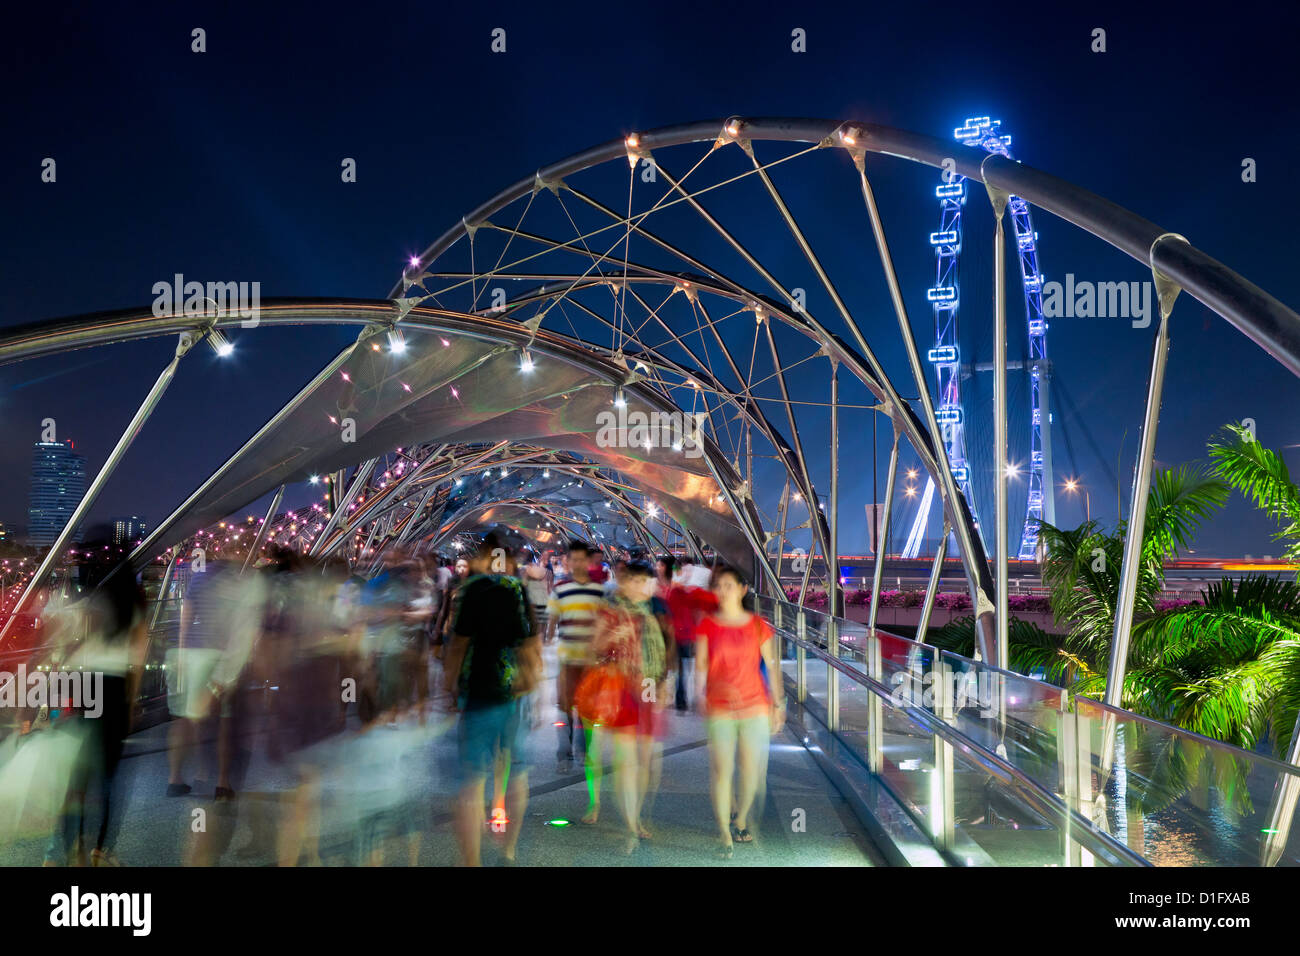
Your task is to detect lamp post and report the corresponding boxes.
[1064,478,1090,523]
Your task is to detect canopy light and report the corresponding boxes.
[207,329,234,357]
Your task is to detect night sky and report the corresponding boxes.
[2,1,1298,559]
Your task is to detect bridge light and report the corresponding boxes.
[520,349,535,373]
[625,133,640,149]
[614,388,626,408]
[207,329,234,357]
[927,286,957,303]
[935,182,964,199]
[929,231,959,246]
[387,328,407,354]
[927,345,958,364]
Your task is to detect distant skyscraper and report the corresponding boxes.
[111,515,149,546]
[28,441,87,546]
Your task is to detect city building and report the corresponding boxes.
[111,515,149,546]
[27,440,87,546]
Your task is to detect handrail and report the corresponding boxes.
[773,620,1149,866]
[763,595,1300,784]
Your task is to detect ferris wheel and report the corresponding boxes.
[902,116,1055,561]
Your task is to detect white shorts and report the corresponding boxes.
[165,647,224,719]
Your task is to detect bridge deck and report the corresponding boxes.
[0,646,880,867]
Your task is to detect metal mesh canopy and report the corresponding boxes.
[128,312,761,571]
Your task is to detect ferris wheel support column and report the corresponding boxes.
[988,178,1011,672]
[1039,363,1057,530]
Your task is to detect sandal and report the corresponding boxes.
[715,841,733,860]
[731,825,753,843]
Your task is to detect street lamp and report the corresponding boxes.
[1064,478,1090,523]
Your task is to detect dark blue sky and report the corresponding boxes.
[1,1,1297,559]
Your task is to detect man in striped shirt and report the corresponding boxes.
[547,540,606,773]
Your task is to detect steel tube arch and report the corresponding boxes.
[391,117,1299,378]
[0,301,771,585]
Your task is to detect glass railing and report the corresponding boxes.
[756,594,1145,866]
[757,592,1300,866]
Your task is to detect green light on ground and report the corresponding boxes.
[545,819,572,828]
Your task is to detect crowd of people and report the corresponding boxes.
[0,527,787,866]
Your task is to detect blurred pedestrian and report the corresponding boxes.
[444,533,541,866]
[695,566,784,858]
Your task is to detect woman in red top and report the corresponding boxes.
[694,565,785,858]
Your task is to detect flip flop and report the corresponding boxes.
[731,825,753,843]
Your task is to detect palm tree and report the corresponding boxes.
[1209,422,1300,570]
[1035,464,1229,706]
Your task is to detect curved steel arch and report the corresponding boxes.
[390,116,1300,377]
[344,445,688,562]
[0,300,777,589]
[445,266,992,606]
[390,114,1300,667]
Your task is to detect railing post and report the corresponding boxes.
[1057,690,1093,866]
[827,616,840,731]
[866,631,883,774]
[796,609,807,704]
[932,657,956,852]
